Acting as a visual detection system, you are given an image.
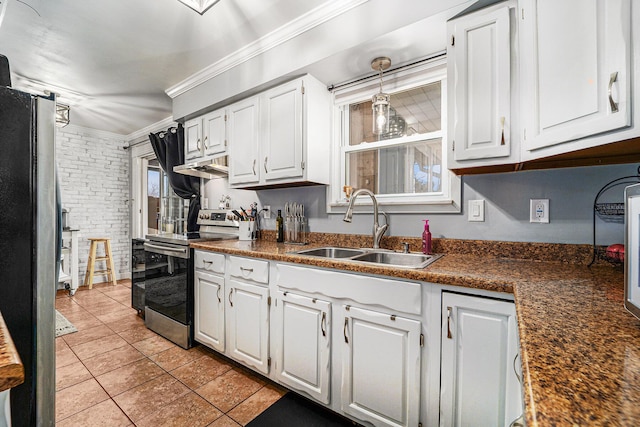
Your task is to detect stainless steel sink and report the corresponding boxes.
[351,251,442,269]
[291,246,367,258]
[290,246,442,269]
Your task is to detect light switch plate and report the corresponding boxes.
[530,199,549,223]
[468,199,485,222]
[264,205,271,219]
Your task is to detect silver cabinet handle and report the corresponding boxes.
[513,353,521,385]
[203,136,208,149]
[321,312,327,337]
[446,306,453,339]
[216,287,221,303]
[239,267,254,273]
[229,289,233,307]
[500,116,506,145]
[197,138,201,151]
[609,71,619,113]
[252,159,256,175]
[264,156,268,173]
[343,317,349,343]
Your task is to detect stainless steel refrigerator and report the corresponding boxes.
[0,85,56,426]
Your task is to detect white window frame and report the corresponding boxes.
[327,58,461,214]
[130,141,155,239]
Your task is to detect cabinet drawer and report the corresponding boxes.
[194,251,225,274]
[228,256,269,284]
[276,263,422,316]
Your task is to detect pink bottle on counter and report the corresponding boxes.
[422,220,432,255]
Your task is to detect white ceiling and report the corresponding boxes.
[0,0,474,135]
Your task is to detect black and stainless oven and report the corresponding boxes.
[143,209,238,348]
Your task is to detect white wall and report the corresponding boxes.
[56,125,130,282]
[206,163,636,246]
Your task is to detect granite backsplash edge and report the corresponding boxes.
[257,230,617,266]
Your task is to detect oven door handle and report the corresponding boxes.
[144,242,189,258]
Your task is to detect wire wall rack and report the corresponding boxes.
[588,165,640,266]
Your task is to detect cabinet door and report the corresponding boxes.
[203,109,226,157]
[520,0,630,152]
[440,292,522,427]
[262,79,303,181]
[274,291,331,404]
[194,271,225,352]
[184,118,202,161]
[341,305,421,427]
[449,6,511,161]
[228,97,260,185]
[227,279,269,374]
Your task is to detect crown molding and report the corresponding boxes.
[166,0,369,98]
[126,116,176,143]
[57,124,127,141]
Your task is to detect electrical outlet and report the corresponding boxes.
[263,205,271,219]
[530,199,549,223]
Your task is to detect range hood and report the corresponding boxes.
[173,155,228,179]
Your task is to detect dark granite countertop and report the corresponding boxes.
[190,237,640,426]
[0,311,24,392]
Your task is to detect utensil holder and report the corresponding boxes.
[239,221,257,241]
[285,216,307,244]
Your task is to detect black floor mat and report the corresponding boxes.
[246,392,357,427]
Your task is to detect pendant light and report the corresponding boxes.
[177,0,220,14]
[371,56,392,135]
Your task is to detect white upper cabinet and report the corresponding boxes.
[229,74,330,189]
[520,0,631,155]
[228,96,260,186]
[203,109,227,157]
[448,3,514,167]
[262,79,304,181]
[185,117,202,161]
[185,108,227,161]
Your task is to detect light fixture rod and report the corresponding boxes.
[327,52,446,92]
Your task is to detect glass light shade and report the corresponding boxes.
[372,93,391,135]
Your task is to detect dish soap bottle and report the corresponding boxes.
[276,210,284,243]
[422,220,432,254]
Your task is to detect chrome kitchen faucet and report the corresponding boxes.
[343,188,388,249]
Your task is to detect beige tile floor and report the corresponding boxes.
[55,280,286,426]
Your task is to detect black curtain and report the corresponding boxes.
[149,124,200,232]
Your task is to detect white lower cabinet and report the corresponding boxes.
[227,278,270,374]
[341,305,422,427]
[440,292,522,427]
[274,291,331,404]
[194,251,226,352]
[194,271,225,352]
[194,252,526,427]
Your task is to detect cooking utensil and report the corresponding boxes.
[232,209,244,221]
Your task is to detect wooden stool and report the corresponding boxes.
[83,238,117,289]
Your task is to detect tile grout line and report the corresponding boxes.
[57,281,279,427]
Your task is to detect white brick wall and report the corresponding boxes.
[56,125,130,284]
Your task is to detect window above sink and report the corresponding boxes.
[328,58,461,214]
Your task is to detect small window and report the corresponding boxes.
[329,60,460,213]
[147,159,188,234]
[147,160,161,234]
